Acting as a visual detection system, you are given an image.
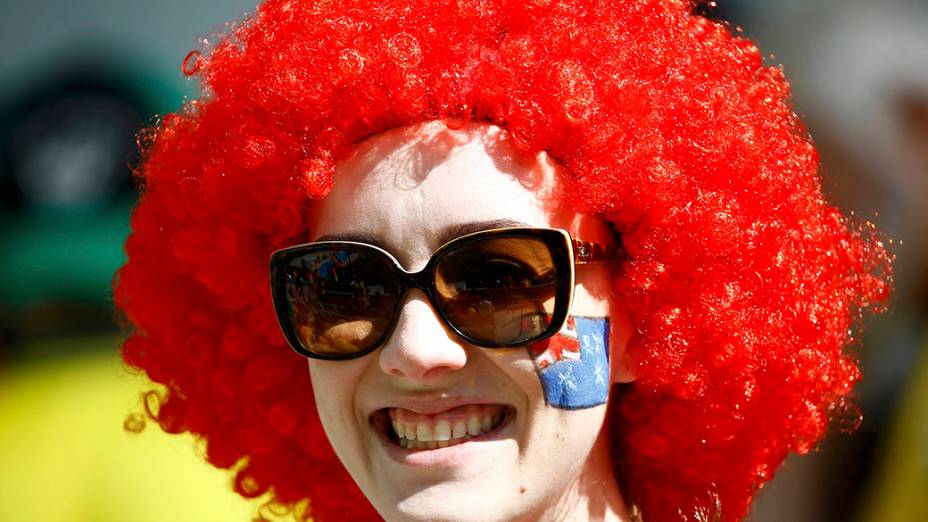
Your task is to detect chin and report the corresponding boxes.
[369,483,523,522]
[388,501,508,522]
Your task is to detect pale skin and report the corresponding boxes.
[307,120,636,522]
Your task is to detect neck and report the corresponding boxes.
[533,431,633,522]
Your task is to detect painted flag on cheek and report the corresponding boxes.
[528,316,610,409]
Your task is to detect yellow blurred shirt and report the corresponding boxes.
[0,336,257,522]
[858,338,928,522]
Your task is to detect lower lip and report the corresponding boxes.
[372,410,516,468]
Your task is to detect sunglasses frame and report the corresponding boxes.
[270,227,615,360]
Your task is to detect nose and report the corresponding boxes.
[379,289,468,381]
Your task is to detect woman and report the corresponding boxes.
[115,0,891,520]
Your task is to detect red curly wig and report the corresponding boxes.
[114,0,891,520]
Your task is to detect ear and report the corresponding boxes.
[610,311,637,384]
[612,348,637,384]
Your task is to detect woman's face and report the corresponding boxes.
[308,121,633,521]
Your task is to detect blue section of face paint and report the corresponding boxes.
[536,316,610,409]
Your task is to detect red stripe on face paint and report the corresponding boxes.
[529,316,582,369]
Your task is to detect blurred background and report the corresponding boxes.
[0,0,925,520]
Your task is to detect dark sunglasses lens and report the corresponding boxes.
[282,246,399,357]
[434,236,559,345]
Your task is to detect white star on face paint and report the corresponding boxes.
[594,361,606,387]
[558,364,579,392]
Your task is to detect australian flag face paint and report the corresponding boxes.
[528,316,610,410]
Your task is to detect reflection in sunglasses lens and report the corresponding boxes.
[435,237,557,344]
[285,247,397,355]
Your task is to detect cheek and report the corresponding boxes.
[526,315,610,410]
[307,361,362,437]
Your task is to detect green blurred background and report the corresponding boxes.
[1,0,926,520]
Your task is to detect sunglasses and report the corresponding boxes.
[270,227,616,360]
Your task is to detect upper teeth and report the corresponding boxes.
[390,411,503,442]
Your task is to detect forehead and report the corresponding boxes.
[311,121,563,269]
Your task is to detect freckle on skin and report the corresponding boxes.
[520,486,527,494]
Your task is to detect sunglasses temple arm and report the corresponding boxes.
[572,239,623,265]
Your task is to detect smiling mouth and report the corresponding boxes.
[377,404,513,451]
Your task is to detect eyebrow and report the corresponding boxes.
[315,218,533,251]
[435,219,532,246]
